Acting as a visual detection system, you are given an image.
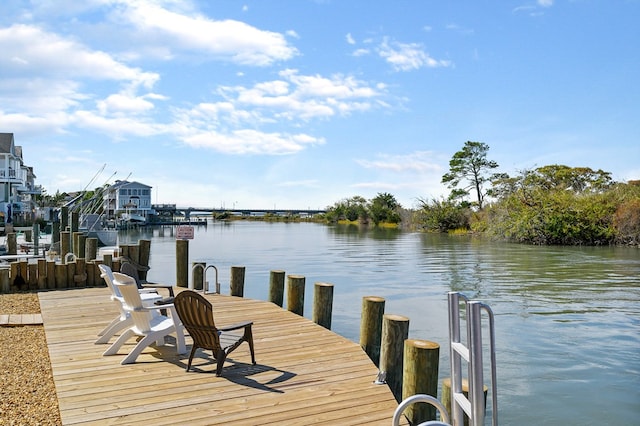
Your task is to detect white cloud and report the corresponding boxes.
[97,93,167,116]
[0,24,158,87]
[114,0,298,66]
[378,38,452,71]
[356,152,443,173]
[445,23,475,36]
[181,129,324,155]
[538,0,554,7]
[346,33,356,45]
[73,110,163,138]
[213,69,386,121]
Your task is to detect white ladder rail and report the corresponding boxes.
[448,292,498,426]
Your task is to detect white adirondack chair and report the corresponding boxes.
[95,264,163,344]
[102,272,186,364]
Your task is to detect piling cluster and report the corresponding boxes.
[0,239,151,293]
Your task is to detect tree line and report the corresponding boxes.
[326,141,640,246]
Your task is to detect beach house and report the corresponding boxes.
[0,133,41,225]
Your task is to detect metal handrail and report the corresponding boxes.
[448,292,498,426]
[392,394,451,426]
[190,263,220,294]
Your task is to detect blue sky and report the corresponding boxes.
[1,0,638,210]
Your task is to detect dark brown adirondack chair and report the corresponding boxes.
[120,261,175,297]
[173,290,256,376]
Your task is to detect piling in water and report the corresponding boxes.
[268,270,285,307]
[176,239,188,287]
[287,275,306,315]
[379,314,410,402]
[360,296,386,367]
[402,339,440,424]
[312,282,333,329]
[230,266,245,296]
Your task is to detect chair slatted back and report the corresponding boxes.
[120,262,143,289]
[113,272,152,333]
[174,291,221,351]
[98,264,122,298]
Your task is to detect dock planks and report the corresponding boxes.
[39,288,406,425]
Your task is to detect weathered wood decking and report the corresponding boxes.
[39,288,405,425]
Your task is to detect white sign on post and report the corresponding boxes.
[176,225,194,240]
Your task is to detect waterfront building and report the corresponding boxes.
[104,180,153,222]
[0,133,41,224]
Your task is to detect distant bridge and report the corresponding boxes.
[152,204,326,219]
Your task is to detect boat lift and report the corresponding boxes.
[393,291,498,426]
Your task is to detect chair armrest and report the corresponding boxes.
[218,321,253,332]
[140,283,175,297]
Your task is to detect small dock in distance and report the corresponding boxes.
[39,288,406,425]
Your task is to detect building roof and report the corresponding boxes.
[0,133,15,154]
[109,180,152,190]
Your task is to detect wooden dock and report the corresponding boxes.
[39,288,406,425]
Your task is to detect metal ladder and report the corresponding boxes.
[393,292,498,426]
[190,263,220,294]
[448,291,498,426]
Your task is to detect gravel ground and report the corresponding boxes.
[0,292,62,426]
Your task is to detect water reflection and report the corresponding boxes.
[119,222,640,425]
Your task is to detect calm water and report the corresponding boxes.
[120,221,640,425]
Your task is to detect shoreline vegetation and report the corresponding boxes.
[29,144,639,248]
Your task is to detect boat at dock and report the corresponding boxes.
[80,213,117,247]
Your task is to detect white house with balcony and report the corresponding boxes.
[104,180,153,222]
[0,133,41,224]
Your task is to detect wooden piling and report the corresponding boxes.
[33,224,39,256]
[52,222,60,244]
[9,263,18,289]
[60,231,70,262]
[379,314,410,402]
[55,263,67,289]
[139,240,151,281]
[85,238,98,261]
[176,239,188,288]
[70,211,79,233]
[402,339,440,424]
[0,269,9,293]
[37,259,47,290]
[7,233,16,255]
[360,296,386,367]
[73,232,83,257]
[442,378,488,426]
[75,258,87,287]
[312,282,334,329]
[60,206,69,231]
[19,261,27,284]
[102,254,112,270]
[67,262,76,288]
[268,270,285,307]
[78,234,86,259]
[88,261,98,286]
[128,244,140,264]
[46,261,55,289]
[120,244,129,259]
[287,274,306,316]
[230,266,245,296]
[28,263,37,290]
[192,262,205,290]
